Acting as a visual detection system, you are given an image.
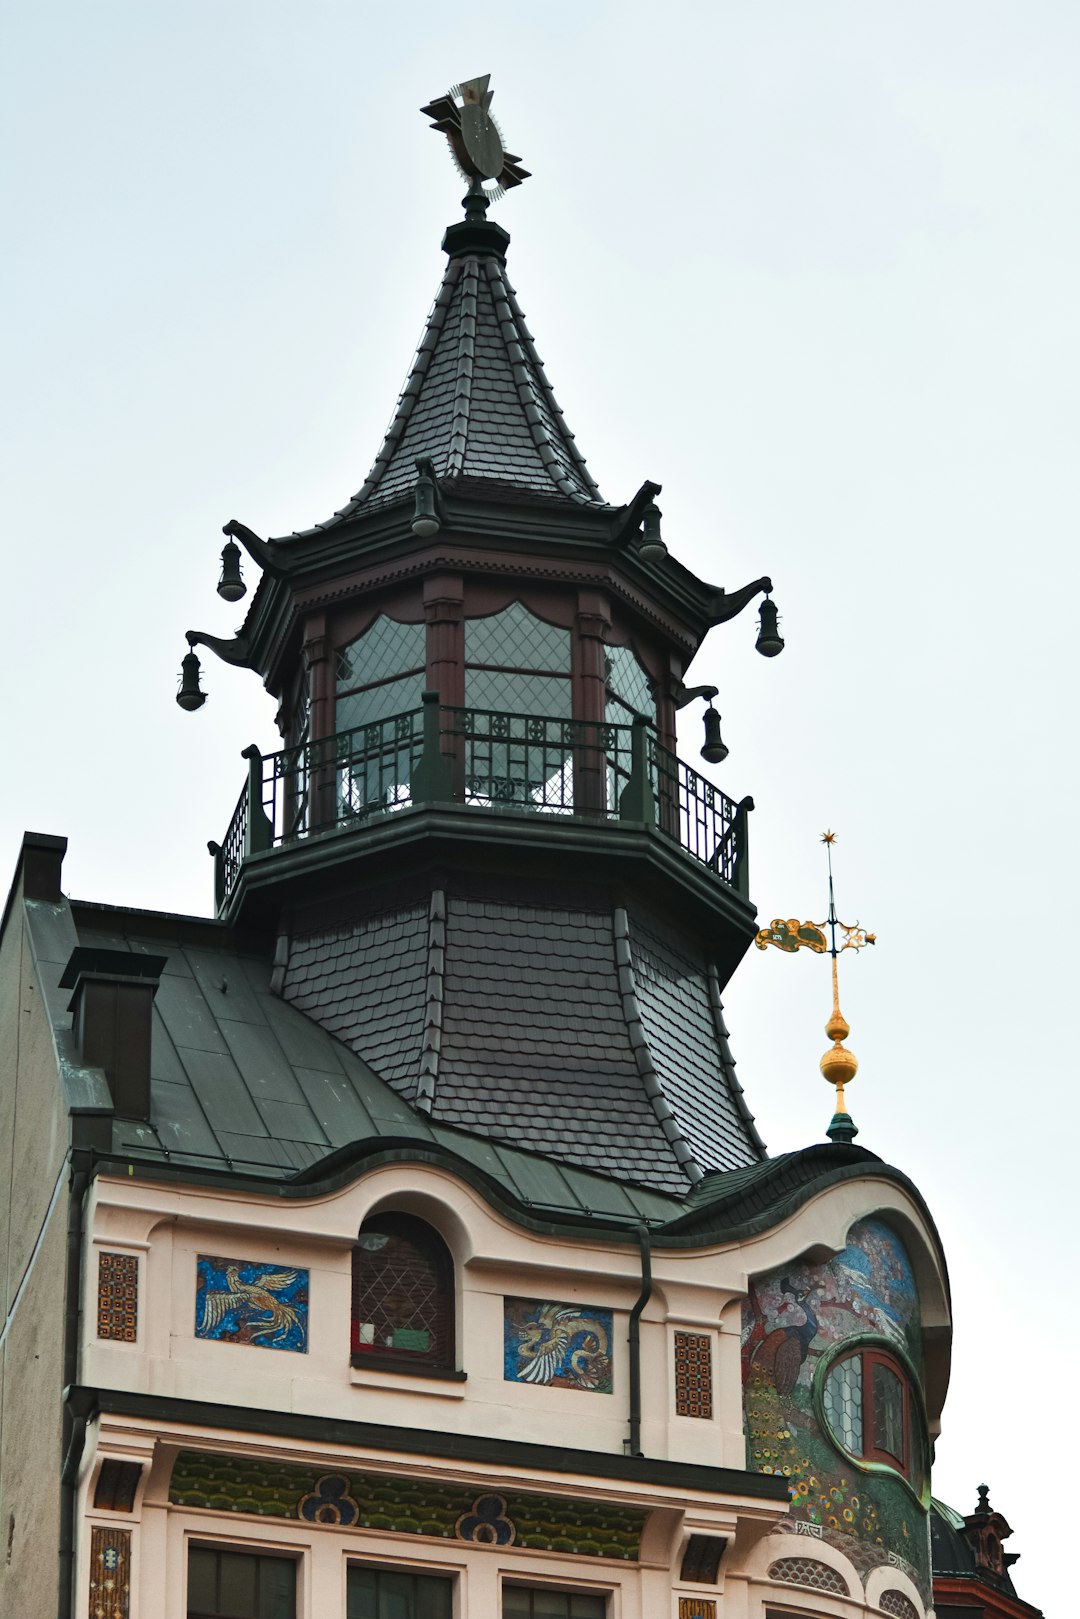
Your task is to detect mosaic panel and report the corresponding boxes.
[195,1255,308,1353]
[674,1331,713,1419]
[97,1252,138,1342]
[741,1218,930,1602]
[169,1452,644,1559]
[678,1600,717,1619]
[503,1297,613,1393]
[89,1525,131,1619]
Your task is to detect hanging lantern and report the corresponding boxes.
[637,501,668,563]
[755,593,785,657]
[216,538,247,602]
[176,648,206,711]
[700,705,729,764]
[412,466,441,537]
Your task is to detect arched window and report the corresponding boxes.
[819,1343,925,1488]
[351,1213,454,1371]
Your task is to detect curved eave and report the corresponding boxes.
[85,1132,946,1263]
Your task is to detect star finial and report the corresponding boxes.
[821,830,837,845]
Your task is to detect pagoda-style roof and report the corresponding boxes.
[283,214,610,541]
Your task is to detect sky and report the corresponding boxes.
[3,3,1076,1609]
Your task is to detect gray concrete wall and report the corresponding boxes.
[0,888,71,1619]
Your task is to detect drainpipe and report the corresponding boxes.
[58,1155,90,1619]
[627,1223,653,1459]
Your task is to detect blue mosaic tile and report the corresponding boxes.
[195,1255,308,1353]
[503,1296,613,1393]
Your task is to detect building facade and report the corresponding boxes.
[0,89,1018,1619]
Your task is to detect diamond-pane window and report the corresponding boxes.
[823,1353,863,1452]
[465,669,571,718]
[604,643,654,722]
[337,617,426,694]
[352,1213,454,1369]
[465,603,570,671]
[338,674,426,733]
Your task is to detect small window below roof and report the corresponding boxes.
[351,1213,455,1373]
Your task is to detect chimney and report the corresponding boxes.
[59,948,167,1121]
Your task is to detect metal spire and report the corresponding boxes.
[754,831,875,1143]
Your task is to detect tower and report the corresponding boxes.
[2,81,958,1619]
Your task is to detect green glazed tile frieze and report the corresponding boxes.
[168,1452,643,1560]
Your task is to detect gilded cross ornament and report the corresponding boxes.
[754,832,876,1143]
[421,74,530,203]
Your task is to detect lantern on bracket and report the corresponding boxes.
[700,705,729,765]
[637,501,668,564]
[176,642,206,711]
[755,592,784,657]
[216,537,247,602]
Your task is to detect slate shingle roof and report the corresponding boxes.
[285,243,610,538]
[279,891,765,1195]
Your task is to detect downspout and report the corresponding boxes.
[627,1223,653,1459]
[58,1154,90,1619]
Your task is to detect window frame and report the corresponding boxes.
[501,1579,610,1618]
[186,1542,298,1619]
[345,1560,455,1619]
[350,1212,459,1377]
[815,1337,927,1495]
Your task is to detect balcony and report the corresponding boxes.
[210,695,751,915]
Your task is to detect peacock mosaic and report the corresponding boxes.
[741,1218,931,1601]
[195,1255,309,1353]
[503,1297,614,1392]
[168,1452,644,1559]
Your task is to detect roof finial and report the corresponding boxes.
[754,830,876,1144]
[421,74,531,208]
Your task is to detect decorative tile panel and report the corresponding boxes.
[195,1255,308,1352]
[96,1252,138,1342]
[503,1297,613,1393]
[674,1331,713,1418]
[169,1453,644,1559]
[88,1525,131,1619]
[768,1556,848,1594]
[678,1600,717,1619]
[880,1591,919,1619]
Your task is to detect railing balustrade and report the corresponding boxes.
[215,700,748,908]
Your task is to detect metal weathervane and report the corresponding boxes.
[421,75,530,205]
[754,831,876,1143]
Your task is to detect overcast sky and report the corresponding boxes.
[3,4,1076,1610]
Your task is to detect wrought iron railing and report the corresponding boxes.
[210,695,750,910]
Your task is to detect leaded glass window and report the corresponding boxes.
[823,1354,863,1453]
[820,1345,922,1486]
[352,1213,454,1368]
[187,1548,295,1619]
[604,643,654,723]
[336,617,426,734]
[347,1567,452,1619]
[464,603,571,719]
[503,1588,606,1619]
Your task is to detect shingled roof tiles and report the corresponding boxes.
[628,911,764,1172]
[282,906,430,1100]
[430,895,686,1192]
[289,249,610,538]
